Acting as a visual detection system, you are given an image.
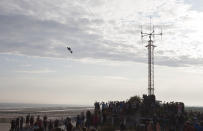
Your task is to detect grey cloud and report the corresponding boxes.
[155,55,203,67]
[0,0,203,68]
[0,13,104,57]
[0,13,200,67]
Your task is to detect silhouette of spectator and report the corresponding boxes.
[53,119,62,131]
[10,120,16,131]
[85,110,91,128]
[147,121,153,131]
[156,122,161,131]
[26,114,30,127]
[93,112,99,129]
[30,115,34,127]
[20,116,24,129]
[120,120,126,131]
[35,115,43,131]
[76,115,81,128]
[48,120,53,131]
[43,115,48,131]
[66,117,73,131]
[16,117,20,131]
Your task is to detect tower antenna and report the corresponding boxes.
[141,20,162,96]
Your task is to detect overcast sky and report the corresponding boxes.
[1,0,203,106]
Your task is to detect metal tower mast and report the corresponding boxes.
[141,24,162,96]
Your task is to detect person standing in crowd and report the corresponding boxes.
[65,117,73,131]
[30,115,34,127]
[76,115,81,128]
[35,115,43,131]
[48,120,53,131]
[33,122,39,131]
[10,119,16,131]
[93,112,99,129]
[120,119,126,131]
[26,114,30,127]
[147,121,153,131]
[80,112,85,126]
[102,110,107,124]
[156,122,161,131]
[85,110,91,129]
[53,119,62,131]
[43,115,48,131]
[20,116,24,130]
[15,117,20,131]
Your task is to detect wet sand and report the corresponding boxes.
[0,123,10,131]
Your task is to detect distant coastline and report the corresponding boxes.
[0,102,92,109]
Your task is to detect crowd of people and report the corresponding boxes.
[94,101,138,116]
[9,97,203,131]
[92,98,203,131]
[10,112,101,131]
[10,114,66,131]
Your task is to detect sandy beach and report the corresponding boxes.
[0,123,10,131]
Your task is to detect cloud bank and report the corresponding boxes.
[0,0,203,67]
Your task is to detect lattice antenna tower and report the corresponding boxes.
[141,19,162,96]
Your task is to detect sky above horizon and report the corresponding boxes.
[1,0,203,106]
